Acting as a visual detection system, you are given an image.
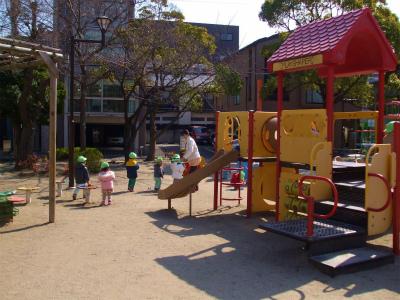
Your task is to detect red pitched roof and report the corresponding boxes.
[267,8,397,76]
[268,9,364,63]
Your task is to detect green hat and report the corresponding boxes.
[385,121,396,134]
[77,156,87,163]
[100,161,109,169]
[155,156,163,163]
[171,154,180,162]
[129,152,137,159]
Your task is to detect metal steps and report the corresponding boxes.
[309,246,394,277]
[314,200,367,228]
[259,219,366,256]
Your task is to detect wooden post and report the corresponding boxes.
[40,52,58,223]
[49,72,57,223]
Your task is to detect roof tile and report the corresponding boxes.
[268,8,365,62]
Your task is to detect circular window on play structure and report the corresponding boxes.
[261,117,277,153]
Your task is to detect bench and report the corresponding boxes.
[72,185,97,203]
[17,187,39,204]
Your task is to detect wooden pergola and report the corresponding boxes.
[0,37,63,223]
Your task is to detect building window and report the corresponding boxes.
[220,33,233,41]
[231,95,240,105]
[103,99,124,112]
[87,83,102,97]
[87,99,102,112]
[305,89,324,104]
[103,83,123,98]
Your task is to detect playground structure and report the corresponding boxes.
[159,8,400,276]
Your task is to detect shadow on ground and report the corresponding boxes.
[146,210,400,299]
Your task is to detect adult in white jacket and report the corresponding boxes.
[182,129,201,173]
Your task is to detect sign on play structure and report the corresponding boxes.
[273,54,323,72]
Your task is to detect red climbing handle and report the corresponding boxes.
[366,173,392,212]
[299,175,339,237]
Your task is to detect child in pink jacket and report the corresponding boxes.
[98,162,115,206]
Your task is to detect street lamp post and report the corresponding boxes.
[68,16,112,187]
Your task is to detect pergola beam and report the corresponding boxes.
[0,60,44,71]
[0,39,63,223]
[0,43,63,61]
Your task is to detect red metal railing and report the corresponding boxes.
[219,167,245,205]
[366,173,392,212]
[298,175,339,237]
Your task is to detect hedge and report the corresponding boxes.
[56,147,104,173]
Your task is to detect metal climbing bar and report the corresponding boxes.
[298,175,339,237]
[219,166,245,205]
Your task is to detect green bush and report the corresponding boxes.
[56,148,69,160]
[56,147,104,173]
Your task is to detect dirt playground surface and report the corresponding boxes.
[0,160,399,299]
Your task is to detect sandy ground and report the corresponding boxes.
[0,159,399,300]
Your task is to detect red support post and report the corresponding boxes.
[326,66,335,142]
[213,111,220,210]
[247,110,255,218]
[275,72,284,221]
[393,122,400,255]
[257,79,263,111]
[377,70,385,144]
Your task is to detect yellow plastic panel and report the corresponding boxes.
[253,112,277,158]
[279,170,302,221]
[217,112,248,156]
[280,109,327,164]
[252,162,276,213]
[334,111,378,120]
[365,144,392,236]
[310,142,332,200]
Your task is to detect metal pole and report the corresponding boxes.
[326,66,335,142]
[393,122,400,255]
[377,70,385,143]
[213,111,220,210]
[68,34,75,187]
[247,110,254,218]
[275,72,284,221]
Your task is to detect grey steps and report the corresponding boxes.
[314,200,367,228]
[309,245,394,277]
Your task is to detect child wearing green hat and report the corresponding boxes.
[154,156,164,191]
[98,161,115,206]
[170,154,185,183]
[73,155,90,201]
[126,152,139,192]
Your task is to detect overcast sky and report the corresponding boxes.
[170,0,400,49]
